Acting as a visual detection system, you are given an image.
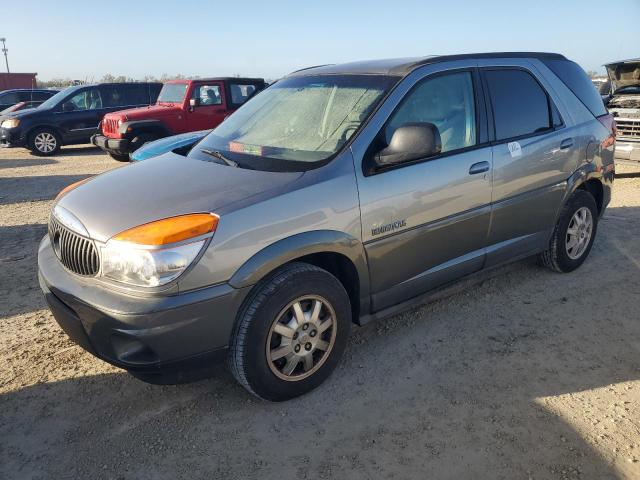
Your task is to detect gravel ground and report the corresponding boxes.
[1,145,639,480]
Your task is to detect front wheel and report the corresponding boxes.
[28,128,60,156]
[539,189,598,273]
[229,262,351,401]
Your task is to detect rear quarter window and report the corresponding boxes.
[542,59,607,118]
[484,69,553,141]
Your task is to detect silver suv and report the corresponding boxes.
[38,53,615,401]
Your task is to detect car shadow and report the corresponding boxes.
[0,207,638,479]
[0,158,58,169]
[0,174,92,205]
[615,171,640,179]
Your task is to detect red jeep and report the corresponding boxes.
[92,77,265,161]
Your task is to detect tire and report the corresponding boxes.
[108,152,130,162]
[539,189,598,273]
[28,128,61,156]
[229,262,351,401]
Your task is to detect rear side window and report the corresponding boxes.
[0,92,20,104]
[126,85,152,105]
[543,59,607,118]
[229,83,257,105]
[484,69,552,141]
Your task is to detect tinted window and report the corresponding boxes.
[34,91,55,101]
[193,84,222,105]
[62,88,102,111]
[126,84,151,104]
[230,83,257,105]
[543,59,607,118]
[485,70,551,141]
[100,86,128,107]
[385,71,476,153]
[0,92,20,104]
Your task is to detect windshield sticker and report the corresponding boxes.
[507,141,522,158]
[229,141,263,156]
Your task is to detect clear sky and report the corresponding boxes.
[2,0,638,81]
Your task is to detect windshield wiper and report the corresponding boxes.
[200,149,238,167]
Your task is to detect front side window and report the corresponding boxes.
[193,85,222,106]
[485,69,552,141]
[157,83,188,104]
[189,75,397,170]
[230,83,257,105]
[62,88,102,111]
[384,71,477,153]
[0,92,20,104]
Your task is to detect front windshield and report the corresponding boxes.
[37,87,75,110]
[189,75,397,170]
[157,83,188,104]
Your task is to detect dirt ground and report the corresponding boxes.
[1,145,639,480]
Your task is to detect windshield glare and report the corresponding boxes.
[157,83,188,104]
[189,75,397,169]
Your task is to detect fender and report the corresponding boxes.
[119,119,171,137]
[561,158,612,219]
[228,230,371,316]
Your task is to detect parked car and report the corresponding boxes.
[38,52,615,401]
[130,130,210,162]
[0,88,58,111]
[0,82,161,155]
[602,58,640,164]
[1,101,33,115]
[92,78,266,161]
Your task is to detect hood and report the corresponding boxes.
[605,59,640,93]
[107,103,182,120]
[56,152,303,243]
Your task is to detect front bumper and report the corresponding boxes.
[614,139,640,164]
[91,134,131,156]
[0,126,26,148]
[37,235,251,383]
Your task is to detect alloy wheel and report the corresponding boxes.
[34,132,57,153]
[266,295,337,381]
[565,206,593,260]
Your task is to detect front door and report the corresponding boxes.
[186,82,227,131]
[355,69,493,312]
[57,87,105,143]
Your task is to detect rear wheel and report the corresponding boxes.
[229,262,351,401]
[539,190,598,273]
[108,152,130,162]
[28,128,60,156]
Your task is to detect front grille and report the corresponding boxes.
[49,216,100,276]
[102,118,119,136]
[616,119,640,139]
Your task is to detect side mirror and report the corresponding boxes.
[189,98,198,111]
[375,122,441,167]
[62,102,75,112]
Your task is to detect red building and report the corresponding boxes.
[0,72,38,91]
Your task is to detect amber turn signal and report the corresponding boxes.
[112,213,219,246]
[55,177,92,200]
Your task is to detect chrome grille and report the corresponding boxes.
[49,215,100,276]
[616,119,640,139]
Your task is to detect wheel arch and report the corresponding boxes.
[563,163,607,217]
[228,230,371,325]
[120,120,171,139]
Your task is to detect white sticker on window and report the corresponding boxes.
[507,141,522,158]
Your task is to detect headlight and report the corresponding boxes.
[1,119,20,129]
[101,240,205,287]
[100,213,218,287]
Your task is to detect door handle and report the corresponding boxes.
[560,138,574,150]
[469,161,490,175]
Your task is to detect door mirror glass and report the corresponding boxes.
[375,122,441,167]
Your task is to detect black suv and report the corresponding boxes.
[0,89,59,111]
[0,82,161,155]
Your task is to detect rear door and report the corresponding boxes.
[186,82,226,131]
[480,63,579,266]
[353,65,494,312]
